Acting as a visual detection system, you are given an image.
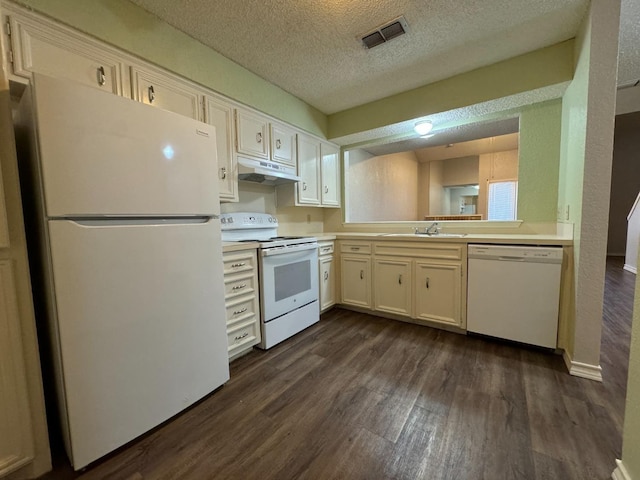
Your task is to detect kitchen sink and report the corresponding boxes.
[379,233,467,238]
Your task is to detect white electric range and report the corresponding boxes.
[220,213,319,349]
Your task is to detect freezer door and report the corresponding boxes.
[47,219,228,469]
[31,74,219,217]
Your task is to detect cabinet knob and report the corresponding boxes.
[256,132,262,144]
[220,167,227,179]
[275,139,282,149]
[148,85,155,103]
[96,66,106,86]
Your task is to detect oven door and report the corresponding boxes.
[260,244,319,322]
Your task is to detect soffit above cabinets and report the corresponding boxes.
[128,0,593,114]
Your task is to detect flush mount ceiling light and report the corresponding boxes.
[414,120,433,136]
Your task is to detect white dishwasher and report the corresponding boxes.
[467,244,563,348]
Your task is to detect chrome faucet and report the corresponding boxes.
[414,222,440,235]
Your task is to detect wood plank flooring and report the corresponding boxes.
[40,257,635,480]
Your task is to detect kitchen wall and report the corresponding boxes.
[345,150,419,222]
[619,266,640,478]
[608,111,640,256]
[557,0,620,373]
[14,0,327,137]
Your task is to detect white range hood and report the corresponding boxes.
[237,156,301,185]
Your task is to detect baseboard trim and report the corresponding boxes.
[623,264,637,274]
[562,351,603,382]
[612,459,632,480]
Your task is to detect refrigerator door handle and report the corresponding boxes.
[60,216,218,227]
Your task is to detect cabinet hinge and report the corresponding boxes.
[5,20,11,36]
[8,49,13,64]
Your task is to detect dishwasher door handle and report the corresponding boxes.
[497,256,527,261]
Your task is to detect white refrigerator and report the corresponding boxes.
[16,74,230,470]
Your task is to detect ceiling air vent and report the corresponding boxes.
[361,16,408,49]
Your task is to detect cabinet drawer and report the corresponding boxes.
[227,319,259,352]
[225,297,257,324]
[339,241,372,255]
[374,242,463,261]
[318,242,334,256]
[224,273,256,299]
[223,251,257,275]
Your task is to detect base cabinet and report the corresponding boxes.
[339,241,372,308]
[414,261,461,326]
[318,241,335,312]
[222,249,261,360]
[373,257,412,317]
[337,240,466,330]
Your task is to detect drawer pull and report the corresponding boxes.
[256,132,262,144]
[97,66,106,86]
[360,270,364,280]
[275,139,282,149]
[324,271,329,281]
[351,247,360,251]
[234,332,249,341]
[302,182,307,191]
[231,262,246,268]
[232,283,247,291]
[220,167,227,179]
[325,185,329,193]
[148,85,155,103]
[426,277,430,289]
[398,274,402,285]
[233,307,248,315]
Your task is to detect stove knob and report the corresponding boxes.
[221,217,226,224]
[228,217,234,223]
[249,216,255,222]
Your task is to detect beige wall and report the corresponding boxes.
[428,161,444,215]
[441,156,479,186]
[345,150,419,222]
[608,112,640,256]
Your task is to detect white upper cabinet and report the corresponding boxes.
[205,96,238,202]
[235,109,270,159]
[270,122,297,167]
[6,13,126,95]
[321,142,340,207]
[297,133,321,205]
[130,66,203,121]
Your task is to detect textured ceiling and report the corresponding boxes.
[128,0,592,115]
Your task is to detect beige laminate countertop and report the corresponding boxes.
[307,232,572,246]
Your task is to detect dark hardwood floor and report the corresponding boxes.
[40,257,635,480]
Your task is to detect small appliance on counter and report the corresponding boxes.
[220,213,319,349]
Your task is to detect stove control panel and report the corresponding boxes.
[220,212,278,230]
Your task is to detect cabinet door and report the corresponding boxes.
[0,261,35,476]
[8,15,125,95]
[340,255,371,308]
[235,109,269,159]
[319,255,335,312]
[131,66,202,120]
[297,133,321,205]
[206,96,238,202]
[270,122,297,167]
[374,257,412,316]
[321,142,340,207]
[414,261,461,327]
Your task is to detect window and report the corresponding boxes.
[488,180,518,220]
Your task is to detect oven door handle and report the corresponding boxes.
[261,242,319,256]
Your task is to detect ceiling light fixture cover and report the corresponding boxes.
[414,120,433,136]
